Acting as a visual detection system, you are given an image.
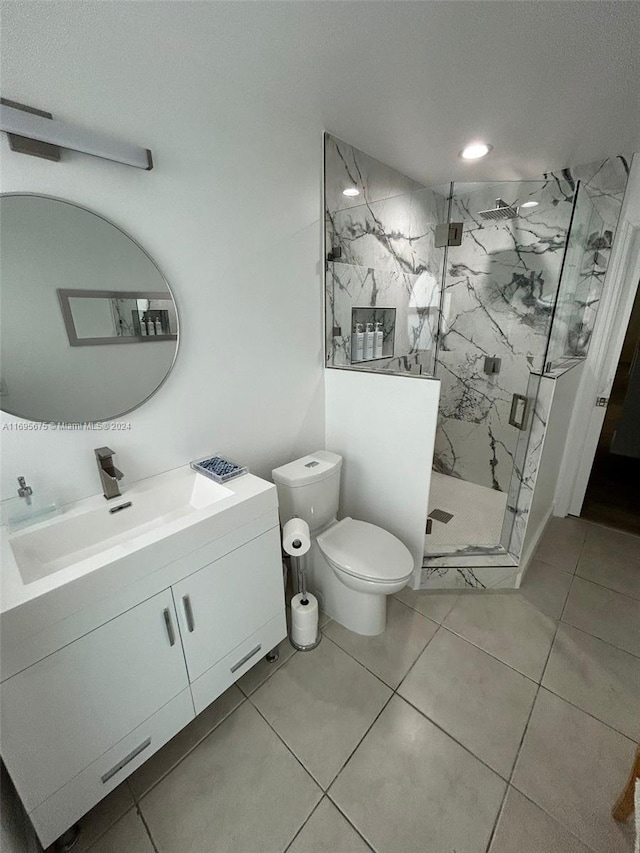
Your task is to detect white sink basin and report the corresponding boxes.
[9,471,233,584]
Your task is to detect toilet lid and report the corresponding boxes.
[317,518,414,583]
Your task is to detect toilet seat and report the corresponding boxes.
[317,518,414,583]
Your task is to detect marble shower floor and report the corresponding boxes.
[54,517,639,853]
[425,471,508,555]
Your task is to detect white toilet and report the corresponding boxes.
[272,451,414,636]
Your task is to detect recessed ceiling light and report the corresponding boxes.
[521,201,539,208]
[342,187,360,197]
[460,142,493,160]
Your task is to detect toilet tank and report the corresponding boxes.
[272,451,342,533]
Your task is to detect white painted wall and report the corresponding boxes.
[0,13,326,504]
[325,369,440,586]
[518,364,585,576]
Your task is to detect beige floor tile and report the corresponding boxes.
[394,587,460,623]
[323,598,438,688]
[518,559,573,620]
[287,797,371,852]
[542,623,640,740]
[534,516,588,573]
[86,808,153,853]
[129,684,244,798]
[139,702,321,853]
[251,638,391,788]
[489,787,592,853]
[237,636,296,696]
[319,611,331,628]
[562,577,640,657]
[330,696,506,853]
[512,689,636,853]
[45,783,134,853]
[399,628,537,777]
[577,524,640,600]
[443,593,557,681]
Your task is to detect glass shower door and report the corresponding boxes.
[427,179,575,558]
[545,183,605,371]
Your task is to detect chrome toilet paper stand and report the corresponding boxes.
[290,548,321,652]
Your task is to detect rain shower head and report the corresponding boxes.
[478,198,520,221]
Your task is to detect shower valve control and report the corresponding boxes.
[483,356,502,375]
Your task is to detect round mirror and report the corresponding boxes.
[0,195,179,423]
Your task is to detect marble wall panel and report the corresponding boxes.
[325,134,446,373]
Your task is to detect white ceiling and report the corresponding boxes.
[2,1,639,186]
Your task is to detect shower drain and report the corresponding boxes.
[428,508,454,524]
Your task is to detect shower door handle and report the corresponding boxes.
[509,394,530,431]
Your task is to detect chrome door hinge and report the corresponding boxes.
[435,222,463,248]
[595,397,609,407]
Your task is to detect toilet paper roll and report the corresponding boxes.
[291,592,319,647]
[282,517,310,556]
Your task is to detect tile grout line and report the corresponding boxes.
[248,672,392,851]
[244,620,445,852]
[560,572,640,661]
[324,792,378,852]
[571,570,640,604]
[127,695,249,804]
[556,617,640,660]
[281,796,326,853]
[322,613,439,691]
[484,529,606,851]
[538,683,638,745]
[483,562,577,853]
[135,802,160,853]
[436,622,544,685]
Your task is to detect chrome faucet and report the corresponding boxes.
[94,447,124,500]
[17,476,33,505]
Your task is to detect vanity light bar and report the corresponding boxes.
[0,100,153,170]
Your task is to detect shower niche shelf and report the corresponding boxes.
[350,306,395,364]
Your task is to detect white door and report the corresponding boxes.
[1,589,189,812]
[172,527,284,683]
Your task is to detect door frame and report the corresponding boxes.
[555,156,640,517]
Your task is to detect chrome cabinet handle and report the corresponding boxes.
[509,393,530,431]
[182,595,195,633]
[163,607,176,646]
[230,644,262,673]
[101,737,151,784]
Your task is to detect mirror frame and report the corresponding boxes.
[0,193,180,423]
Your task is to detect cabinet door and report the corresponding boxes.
[173,527,284,683]
[1,589,190,813]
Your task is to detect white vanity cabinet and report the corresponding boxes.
[0,484,286,850]
[1,589,193,838]
[173,528,286,713]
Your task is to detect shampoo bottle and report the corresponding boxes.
[364,322,374,360]
[155,318,163,335]
[352,323,364,362]
[147,316,156,336]
[373,321,383,358]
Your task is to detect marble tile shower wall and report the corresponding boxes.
[325,135,446,373]
[433,155,631,494]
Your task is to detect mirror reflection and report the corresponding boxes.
[0,195,179,423]
[58,290,177,346]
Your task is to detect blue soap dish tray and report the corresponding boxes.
[190,454,248,484]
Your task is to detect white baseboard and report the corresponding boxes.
[515,503,555,586]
